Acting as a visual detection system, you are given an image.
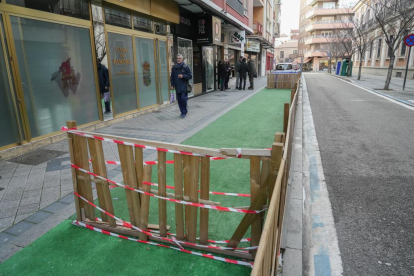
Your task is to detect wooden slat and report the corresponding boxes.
[87,138,116,227]
[66,121,81,221]
[74,133,95,220]
[187,155,200,243]
[117,144,141,227]
[75,130,225,158]
[158,151,167,237]
[135,147,144,201]
[174,154,184,240]
[269,142,283,198]
[291,89,295,104]
[250,156,262,251]
[274,132,284,143]
[283,103,290,135]
[199,156,210,244]
[183,155,191,239]
[139,165,152,240]
[219,148,271,158]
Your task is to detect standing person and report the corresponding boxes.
[170,54,192,118]
[238,58,249,90]
[218,60,227,91]
[225,60,231,89]
[97,58,111,114]
[247,58,257,90]
[235,56,242,89]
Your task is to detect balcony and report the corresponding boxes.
[306,8,352,19]
[304,50,328,58]
[305,21,354,32]
[304,35,336,45]
[253,0,264,7]
[306,0,336,6]
[253,21,263,36]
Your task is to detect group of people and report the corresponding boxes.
[97,53,258,120]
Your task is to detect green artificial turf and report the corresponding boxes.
[0,89,290,276]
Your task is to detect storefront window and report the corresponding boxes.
[203,46,214,92]
[154,22,167,35]
[136,37,157,108]
[104,7,131,29]
[133,15,153,33]
[107,33,137,114]
[178,38,193,96]
[0,15,20,147]
[158,40,169,103]
[10,16,99,137]
[8,0,90,20]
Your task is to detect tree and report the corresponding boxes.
[92,5,107,61]
[324,34,352,74]
[362,0,414,89]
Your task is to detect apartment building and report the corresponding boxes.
[353,0,414,79]
[298,0,354,71]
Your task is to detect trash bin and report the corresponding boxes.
[340,59,353,76]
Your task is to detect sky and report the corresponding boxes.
[280,0,300,36]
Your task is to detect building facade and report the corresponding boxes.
[353,0,414,79]
[275,40,299,64]
[298,0,353,71]
[0,0,179,151]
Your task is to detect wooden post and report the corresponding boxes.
[117,144,141,227]
[87,138,116,227]
[283,103,289,135]
[250,156,262,251]
[187,155,200,243]
[73,130,95,220]
[174,154,185,240]
[269,142,283,198]
[66,121,82,221]
[291,89,295,104]
[139,165,152,240]
[183,155,191,239]
[135,148,144,202]
[274,132,285,143]
[199,156,210,244]
[158,151,167,237]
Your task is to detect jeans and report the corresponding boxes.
[249,76,254,89]
[225,75,230,88]
[236,72,240,88]
[176,92,188,115]
[220,77,226,90]
[238,77,246,89]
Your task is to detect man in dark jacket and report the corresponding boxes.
[238,58,249,90]
[235,56,243,89]
[170,54,192,118]
[247,58,257,90]
[224,60,231,89]
[97,58,111,114]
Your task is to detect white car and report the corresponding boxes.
[275,63,300,72]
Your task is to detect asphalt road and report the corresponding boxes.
[305,74,414,276]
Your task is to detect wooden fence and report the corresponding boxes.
[251,78,300,275]
[65,78,300,270]
[267,73,301,89]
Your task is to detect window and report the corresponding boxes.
[377,39,382,59]
[105,7,132,29]
[294,50,298,54]
[323,2,336,9]
[387,35,394,57]
[280,51,284,58]
[227,0,244,16]
[369,41,373,59]
[322,17,334,23]
[401,30,409,56]
[133,15,153,33]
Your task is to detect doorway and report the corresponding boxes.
[202,46,214,92]
[177,37,193,96]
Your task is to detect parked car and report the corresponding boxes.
[275,63,300,72]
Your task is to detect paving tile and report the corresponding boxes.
[43,180,61,188]
[1,187,24,202]
[25,211,53,224]
[59,193,75,204]
[42,202,67,214]
[17,203,40,216]
[22,189,42,199]
[7,176,28,188]
[14,213,34,224]
[20,195,41,206]
[0,216,14,228]
[4,221,35,236]
[0,232,16,246]
[0,200,19,209]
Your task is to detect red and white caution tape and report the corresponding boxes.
[89,156,231,167]
[72,164,264,214]
[236,148,242,158]
[74,192,257,251]
[61,126,78,131]
[94,218,251,244]
[73,220,254,268]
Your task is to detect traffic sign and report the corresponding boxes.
[404,34,414,47]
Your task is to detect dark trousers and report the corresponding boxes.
[238,77,246,89]
[104,101,111,112]
[176,92,188,115]
[220,77,226,90]
[249,76,254,89]
[225,75,230,88]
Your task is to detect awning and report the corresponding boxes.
[302,58,311,64]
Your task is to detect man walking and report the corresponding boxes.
[171,54,192,118]
[97,58,111,114]
[238,58,249,90]
[235,56,243,89]
[247,58,257,90]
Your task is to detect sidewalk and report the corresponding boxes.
[0,77,267,262]
[329,72,414,106]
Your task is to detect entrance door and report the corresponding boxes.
[156,39,170,103]
[203,46,214,92]
[177,38,193,96]
[0,14,22,148]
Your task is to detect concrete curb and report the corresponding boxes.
[281,77,303,276]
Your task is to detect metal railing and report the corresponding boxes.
[253,21,263,36]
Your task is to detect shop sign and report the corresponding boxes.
[113,47,132,76]
[231,30,245,44]
[246,40,260,53]
[196,15,221,45]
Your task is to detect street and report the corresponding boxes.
[303,73,414,275]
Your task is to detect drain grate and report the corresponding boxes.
[7,149,67,166]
